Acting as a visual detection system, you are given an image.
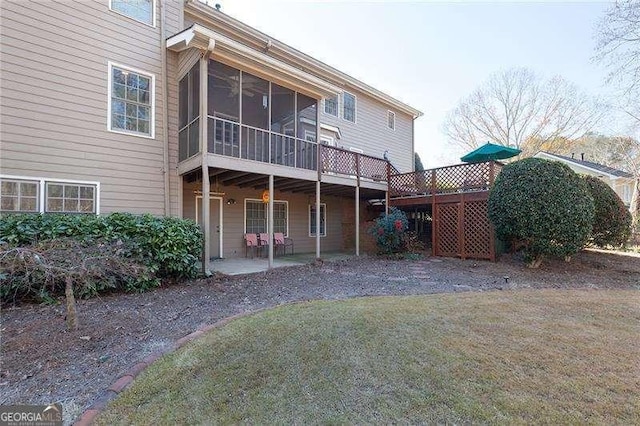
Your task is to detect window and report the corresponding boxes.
[387,110,395,130]
[110,0,155,26]
[622,184,632,204]
[0,176,99,214]
[309,203,326,237]
[342,92,356,123]
[324,95,338,116]
[108,62,155,138]
[0,179,39,212]
[46,183,96,213]
[245,199,288,236]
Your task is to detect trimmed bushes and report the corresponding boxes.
[0,213,203,305]
[488,158,595,266]
[581,175,632,247]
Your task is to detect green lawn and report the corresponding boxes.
[97,290,640,425]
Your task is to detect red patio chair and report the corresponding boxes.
[258,233,270,257]
[274,232,294,256]
[244,233,258,258]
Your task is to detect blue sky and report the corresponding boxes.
[213,0,624,168]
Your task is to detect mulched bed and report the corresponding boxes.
[2,250,639,423]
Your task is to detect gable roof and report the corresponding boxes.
[535,151,634,178]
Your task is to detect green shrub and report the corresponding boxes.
[581,175,632,247]
[0,213,203,304]
[369,207,409,254]
[488,158,595,267]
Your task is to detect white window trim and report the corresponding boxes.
[304,130,316,142]
[387,110,396,131]
[108,0,156,28]
[107,61,156,139]
[243,198,289,237]
[323,95,339,117]
[342,91,357,124]
[309,203,327,237]
[0,178,40,213]
[0,174,100,214]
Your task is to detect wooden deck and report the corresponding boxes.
[388,161,503,261]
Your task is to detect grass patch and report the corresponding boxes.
[97,290,640,424]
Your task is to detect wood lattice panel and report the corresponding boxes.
[435,203,459,256]
[434,162,491,194]
[463,200,491,259]
[389,161,499,198]
[359,155,388,181]
[321,145,356,175]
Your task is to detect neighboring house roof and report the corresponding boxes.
[534,151,634,179]
[183,0,423,119]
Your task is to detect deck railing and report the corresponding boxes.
[207,116,317,171]
[181,119,502,191]
[389,161,503,197]
[176,116,391,182]
[321,145,389,182]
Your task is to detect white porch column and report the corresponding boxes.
[200,50,211,274]
[355,186,360,256]
[268,175,274,269]
[315,181,321,259]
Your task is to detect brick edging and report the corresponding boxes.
[73,304,301,426]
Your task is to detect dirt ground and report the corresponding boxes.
[1,249,639,424]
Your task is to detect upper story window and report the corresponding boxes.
[109,0,155,26]
[387,111,396,130]
[343,92,356,123]
[1,179,39,212]
[324,95,338,117]
[108,62,155,139]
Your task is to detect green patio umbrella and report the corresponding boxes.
[460,142,521,163]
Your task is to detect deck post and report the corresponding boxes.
[431,169,437,256]
[355,185,360,256]
[200,51,210,274]
[268,174,274,269]
[316,180,321,259]
[385,161,390,215]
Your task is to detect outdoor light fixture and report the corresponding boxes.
[226,198,236,205]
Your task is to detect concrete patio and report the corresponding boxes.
[209,252,358,275]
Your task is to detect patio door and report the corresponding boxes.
[196,196,223,259]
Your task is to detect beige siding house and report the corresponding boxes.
[534,151,636,210]
[0,0,422,269]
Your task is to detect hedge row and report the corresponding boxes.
[0,213,203,305]
[489,158,632,266]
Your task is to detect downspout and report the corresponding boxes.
[159,0,170,216]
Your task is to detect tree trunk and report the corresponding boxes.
[65,276,79,331]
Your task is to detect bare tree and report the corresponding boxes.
[443,68,605,151]
[595,0,640,104]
